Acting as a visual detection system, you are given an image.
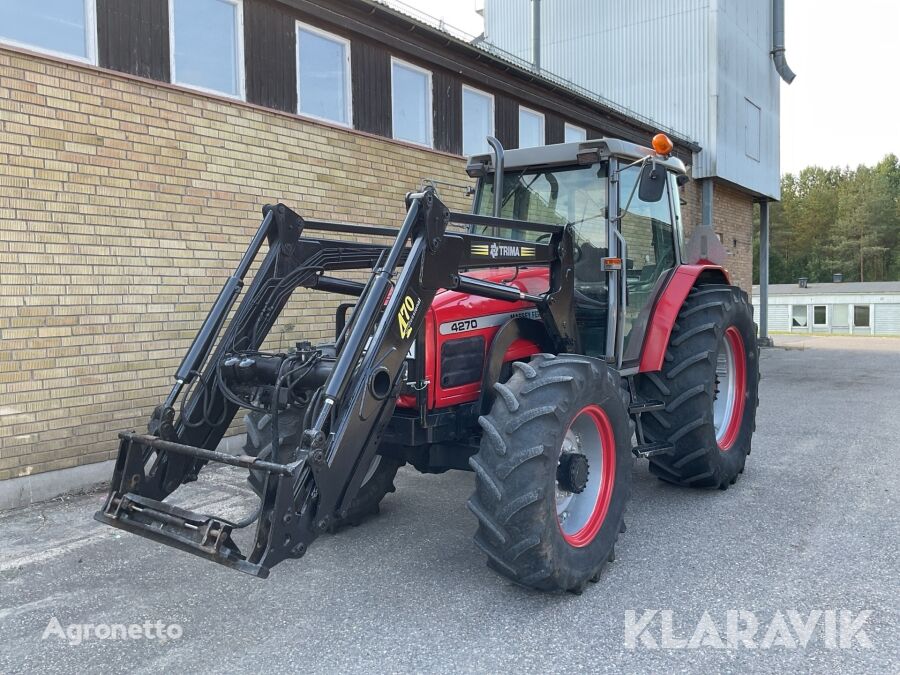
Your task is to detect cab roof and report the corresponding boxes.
[466,138,688,177]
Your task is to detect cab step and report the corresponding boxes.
[628,399,665,415]
[632,441,674,459]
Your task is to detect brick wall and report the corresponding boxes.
[0,48,471,481]
[680,180,754,292]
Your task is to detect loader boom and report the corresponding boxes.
[96,187,576,577]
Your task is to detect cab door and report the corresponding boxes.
[610,162,679,368]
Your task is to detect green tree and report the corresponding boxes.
[754,155,900,284]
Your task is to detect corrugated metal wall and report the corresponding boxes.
[769,303,790,331]
[753,301,789,330]
[714,0,780,197]
[480,0,531,61]
[876,305,900,335]
[483,0,780,198]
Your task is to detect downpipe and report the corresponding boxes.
[772,0,796,84]
[487,136,505,217]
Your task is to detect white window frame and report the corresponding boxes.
[168,0,246,100]
[0,0,97,65]
[564,123,587,143]
[518,105,545,148]
[851,303,873,332]
[789,304,808,332]
[812,304,828,327]
[461,84,494,157]
[390,56,433,148]
[295,21,352,128]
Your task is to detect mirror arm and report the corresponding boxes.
[612,163,644,226]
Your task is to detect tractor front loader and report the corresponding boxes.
[96,134,759,592]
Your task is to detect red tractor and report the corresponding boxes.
[96,134,759,593]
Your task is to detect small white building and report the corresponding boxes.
[752,282,900,336]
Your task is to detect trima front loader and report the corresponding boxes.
[96,134,759,592]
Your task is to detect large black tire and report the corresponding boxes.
[243,409,401,529]
[468,353,633,593]
[636,284,759,489]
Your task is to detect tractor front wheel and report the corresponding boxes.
[468,353,633,593]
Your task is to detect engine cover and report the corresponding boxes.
[397,266,550,411]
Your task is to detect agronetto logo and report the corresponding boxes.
[42,616,183,646]
[624,609,873,650]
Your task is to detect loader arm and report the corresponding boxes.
[96,187,576,578]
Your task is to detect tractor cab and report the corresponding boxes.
[466,136,687,368]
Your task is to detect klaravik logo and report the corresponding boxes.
[624,609,873,650]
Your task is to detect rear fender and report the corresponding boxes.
[638,264,730,373]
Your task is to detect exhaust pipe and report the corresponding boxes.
[772,0,796,84]
[486,136,505,217]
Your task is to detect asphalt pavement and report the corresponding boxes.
[1,336,898,673]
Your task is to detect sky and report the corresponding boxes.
[396,0,900,176]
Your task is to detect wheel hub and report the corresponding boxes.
[557,452,589,494]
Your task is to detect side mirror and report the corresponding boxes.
[638,160,666,203]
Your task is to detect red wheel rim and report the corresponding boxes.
[556,405,616,548]
[715,326,747,451]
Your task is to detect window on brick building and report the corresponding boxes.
[519,106,545,148]
[0,0,96,63]
[462,86,493,156]
[296,22,351,126]
[391,58,433,147]
[564,123,586,143]
[169,0,244,99]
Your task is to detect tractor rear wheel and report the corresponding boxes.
[468,353,632,593]
[243,409,401,529]
[636,284,759,489]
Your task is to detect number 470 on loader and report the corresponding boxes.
[96,133,759,593]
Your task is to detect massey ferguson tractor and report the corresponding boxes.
[95,133,759,593]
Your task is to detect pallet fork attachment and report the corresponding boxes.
[95,187,574,577]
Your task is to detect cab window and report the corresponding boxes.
[475,164,607,249]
